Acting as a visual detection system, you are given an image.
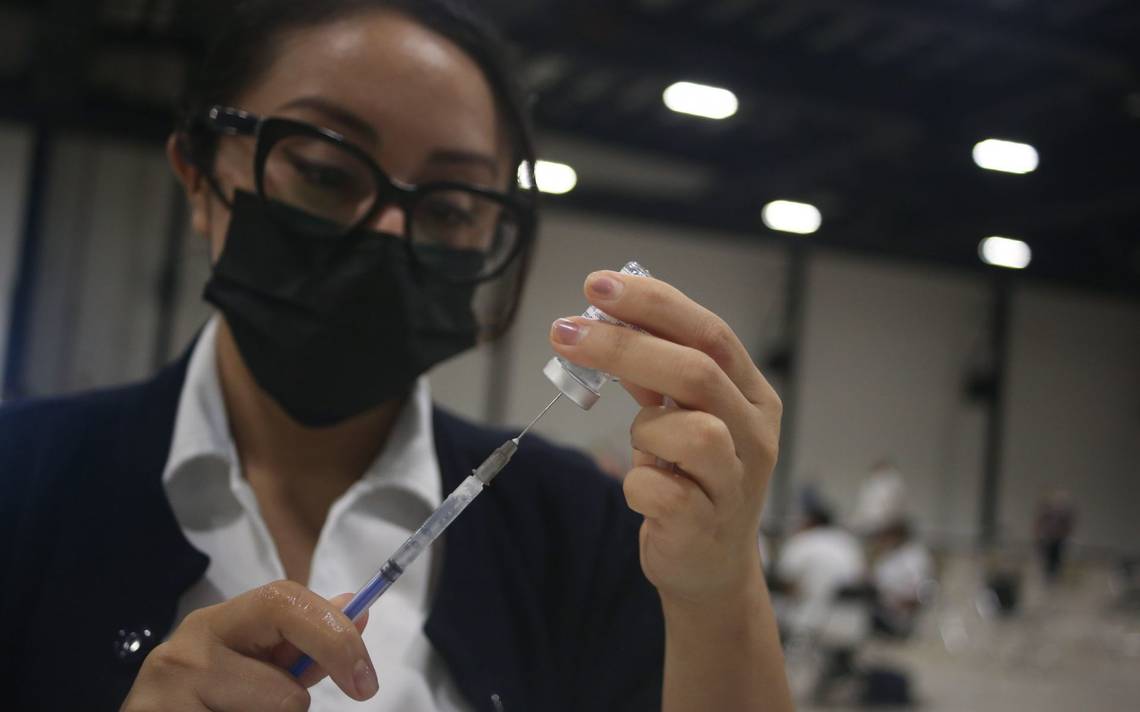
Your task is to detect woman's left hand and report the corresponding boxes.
[549,270,781,607]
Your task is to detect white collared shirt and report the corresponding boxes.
[162,317,471,710]
[776,526,865,637]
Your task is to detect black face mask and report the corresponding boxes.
[203,191,479,427]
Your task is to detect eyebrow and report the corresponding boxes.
[277,96,501,178]
[426,149,500,178]
[278,96,379,144]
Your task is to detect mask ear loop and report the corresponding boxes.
[175,129,234,276]
[202,172,234,211]
[178,128,235,211]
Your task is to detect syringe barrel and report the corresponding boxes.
[290,476,483,679]
[544,261,652,409]
[390,475,484,571]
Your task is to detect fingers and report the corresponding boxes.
[620,379,664,408]
[630,406,745,506]
[623,464,715,525]
[196,650,310,712]
[124,585,379,710]
[583,270,775,407]
[551,318,759,453]
[126,642,309,712]
[551,318,738,415]
[207,580,378,701]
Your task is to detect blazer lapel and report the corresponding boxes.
[48,353,210,703]
[424,409,544,712]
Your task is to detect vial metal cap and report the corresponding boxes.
[543,357,600,410]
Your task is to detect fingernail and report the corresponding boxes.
[588,272,622,300]
[551,318,585,345]
[354,658,378,699]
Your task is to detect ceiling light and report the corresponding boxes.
[972,139,1039,174]
[762,200,821,235]
[979,236,1032,269]
[663,81,738,120]
[521,160,578,195]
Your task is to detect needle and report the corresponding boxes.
[513,393,562,444]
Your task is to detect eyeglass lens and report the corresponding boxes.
[261,132,523,280]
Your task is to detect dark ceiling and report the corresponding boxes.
[1,0,1138,296]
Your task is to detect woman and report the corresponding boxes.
[0,1,792,710]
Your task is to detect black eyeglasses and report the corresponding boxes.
[195,105,536,283]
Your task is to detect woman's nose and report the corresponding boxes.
[368,203,407,236]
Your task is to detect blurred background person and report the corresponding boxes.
[775,486,869,704]
[849,459,936,637]
[776,486,866,639]
[869,517,934,638]
[850,458,907,536]
[1036,488,1078,585]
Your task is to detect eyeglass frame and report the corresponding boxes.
[188,105,538,284]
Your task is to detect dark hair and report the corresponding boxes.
[805,509,833,528]
[800,485,835,528]
[179,0,535,181]
[879,518,913,541]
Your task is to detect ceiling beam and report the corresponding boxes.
[516,5,1068,140]
[743,0,1136,84]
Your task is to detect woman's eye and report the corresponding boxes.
[284,151,354,190]
[422,200,475,227]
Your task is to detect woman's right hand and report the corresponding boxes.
[120,580,377,711]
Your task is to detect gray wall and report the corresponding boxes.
[789,253,991,546]
[2,130,1137,555]
[13,134,178,394]
[1001,286,1140,553]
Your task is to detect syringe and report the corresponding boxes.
[291,260,650,679]
[288,393,561,678]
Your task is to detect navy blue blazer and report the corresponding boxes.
[0,353,664,711]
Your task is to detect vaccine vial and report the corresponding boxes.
[543,260,652,409]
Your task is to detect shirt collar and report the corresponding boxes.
[161,317,234,484]
[162,316,441,511]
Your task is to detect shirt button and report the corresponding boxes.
[114,627,155,660]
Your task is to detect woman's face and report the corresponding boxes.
[173,10,512,260]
